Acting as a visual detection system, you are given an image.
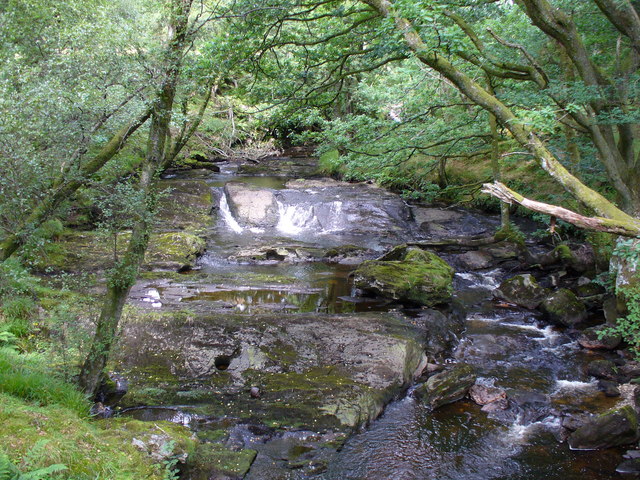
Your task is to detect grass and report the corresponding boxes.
[0,392,194,480]
[0,348,88,416]
[0,344,197,480]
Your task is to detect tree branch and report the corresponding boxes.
[482,181,640,236]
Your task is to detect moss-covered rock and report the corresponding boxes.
[145,232,206,271]
[539,288,587,327]
[414,363,476,410]
[114,311,427,432]
[493,274,549,309]
[568,405,639,450]
[189,443,257,480]
[40,230,205,273]
[353,245,454,307]
[155,179,214,234]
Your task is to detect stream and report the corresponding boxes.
[121,153,632,479]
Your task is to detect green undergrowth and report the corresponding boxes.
[0,348,88,415]
[0,392,193,480]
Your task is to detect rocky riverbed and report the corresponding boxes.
[48,149,640,479]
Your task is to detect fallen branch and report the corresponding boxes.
[482,182,640,237]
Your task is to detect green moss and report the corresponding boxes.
[196,429,227,443]
[146,231,206,269]
[262,340,299,367]
[0,393,176,480]
[189,443,256,478]
[553,244,573,260]
[354,246,454,306]
[587,231,616,271]
[494,223,525,246]
[259,366,357,392]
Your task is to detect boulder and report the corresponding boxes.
[353,245,454,307]
[414,363,476,410]
[115,311,427,431]
[146,232,206,271]
[578,325,622,351]
[420,308,465,360]
[457,250,493,270]
[224,182,278,228]
[552,243,596,273]
[598,380,621,397]
[469,384,507,406]
[539,289,587,327]
[568,405,639,450]
[493,274,550,309]
[586,359,620,381]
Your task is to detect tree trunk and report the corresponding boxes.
[486,76,509,228]
[78,0,192,397]
[78,285,129,396]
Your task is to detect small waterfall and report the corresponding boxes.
[276,201,317,235]
[219,192,244,234]
[319,201,344,233]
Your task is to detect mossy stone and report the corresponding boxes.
[353,245,454,306]
[146,232,206,270]
[414,363,476,410]
[189,443,257,479]
[540,288,587,327]
[568,405,640,450]
[494,274,550,309]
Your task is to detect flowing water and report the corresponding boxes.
[127,156,631,479]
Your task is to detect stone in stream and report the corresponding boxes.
[539,289,588,327]
[114,311,427,432]
[617,458,640,474]
[568,405,640,450]
[587,359,626,382]
[578,325,622,351]
[418,308,465,361]
[413,363,476,410]
[598,380,621,397]
[469,384,507,406]
[456,250,493,270]
[493,274,550,309]
[224,182,278,228]
[353,244,454,307]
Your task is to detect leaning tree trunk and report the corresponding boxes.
[78,0,192,397]
[0,109,151,262]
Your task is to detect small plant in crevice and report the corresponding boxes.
[494,222,526,246]
[161,441,181,480]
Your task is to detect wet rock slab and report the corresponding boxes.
[114,311,427,432]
